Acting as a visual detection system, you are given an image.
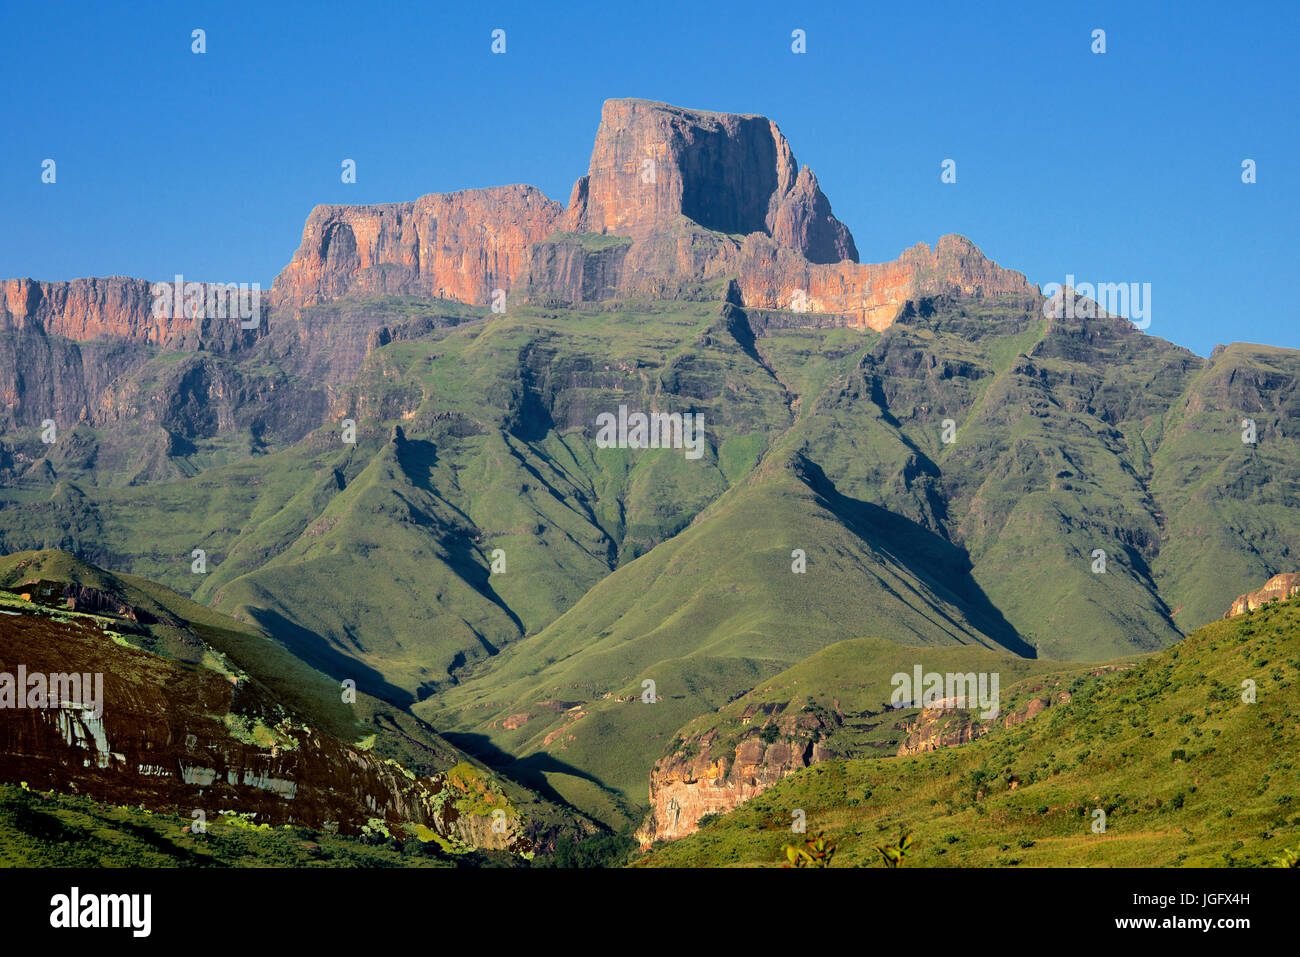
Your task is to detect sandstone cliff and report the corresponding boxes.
[560,98,857,264]
[635,702,837,846]
[269,98,1031,328]
[1,276,261,349]
[270,185,563,310]
[1224,573,1300,617]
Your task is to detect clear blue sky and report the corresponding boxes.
[2,0,1295,356]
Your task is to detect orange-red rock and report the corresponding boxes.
[560,98,857,265]
[1224,573,1300,617]
[270,185,562,310]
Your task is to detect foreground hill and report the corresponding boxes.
[0,550,588,855]
[634,638,1115,844]
[635,596,1300,866]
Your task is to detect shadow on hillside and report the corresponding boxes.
[795,455,1035,658]
[441,731,620,812]
[393,436,525,638]
[244,607,416,707]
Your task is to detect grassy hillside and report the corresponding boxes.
[653,637,1099,769]
[635,596,1300,867]
[0,784,466,867]
[421,449,1036,822]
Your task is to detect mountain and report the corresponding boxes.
[1,98,1297,852]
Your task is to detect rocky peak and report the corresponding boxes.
[5,99,1035,342]
[561,98,857,265]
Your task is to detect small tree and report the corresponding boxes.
[874,830,914,867]
[782,832,836,868]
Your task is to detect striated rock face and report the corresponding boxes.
[1224,573,1300,617]
[0,597,530,852]
[733,233,1036,331]
[1,277,260,349]
[636,736,832,846]
[270,185,563,310]
[560,98,857,265]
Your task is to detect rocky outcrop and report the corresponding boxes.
[269,99,1029,327]
[636,735,833,846]
[270,185,563,310]
[1224,573,1300,617]
[636,702,839,846]
[894,692,1067,756]
[545,100,1030,321]
[733,233,1034,331]
[560,98,857,265]
[2,277,262,349]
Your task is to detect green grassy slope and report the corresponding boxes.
[636,596,1300,867]
[1149,343,1300,628]
[653,637,1096,769]
[421,450,1033,823]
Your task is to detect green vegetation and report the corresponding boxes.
[636,598,1300,867]
[782,832,837,868]
[0,784,468,867]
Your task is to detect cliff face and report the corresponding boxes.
[733,233,1035,331]
[635,701,840,846]
[268,98,1029,326]
[3,277,173,346]
[1,277,262,348]
[546,100,1030,321]
[0,277,274,451]
[560,98,857,265]
[1225,573,1300,617]
[270,185,563,310]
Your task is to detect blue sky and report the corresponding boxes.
[2,0,1295,356]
